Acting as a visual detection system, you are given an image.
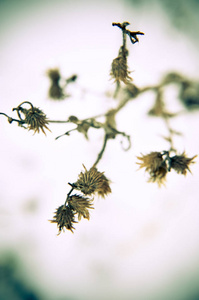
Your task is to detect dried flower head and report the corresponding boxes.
[110,54,132,84]
[47,68,61,81]
[13,102,50,134]
[69,194,94,221]
[74,165,111,198]
[137,152,163,173]
[48,84,64,100]
[24,107,50,134]
[47,68,64,99]
[170,152,197,175]
[147,165,167,186]
[50,205,77,234]
[137,152,167,186]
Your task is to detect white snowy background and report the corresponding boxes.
[0,0,199,299]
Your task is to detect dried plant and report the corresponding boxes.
[137,151,197,187]
[74,165,111,198]
[1,101,50,134]
[50,205,77,234]
[46,68,77,99]
[0,21,198,234]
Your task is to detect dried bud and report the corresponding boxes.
[125,83,139,98]
[137,152,167,186]
[68,115,79,123]
[47,68,61,82]
[50,205,77,234]
[69,194,94,221]
[74,165,111,198]
[48,84,64,100]
[66,74,78,84]
[77,121,90,139]
[110,55,132,84]
[179,81,199,110]
[47,68,64,100]
[170,152,197,175]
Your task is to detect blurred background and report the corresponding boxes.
[0,0,199,299]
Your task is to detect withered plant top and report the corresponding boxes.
[0,22,198,234]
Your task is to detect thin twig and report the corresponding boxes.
[55,128,77,140]
[93,134,109,167]
[48,113,106,124]
[0,112,25,124]
[113,81,121,98]
[64,185,74,206]
[48,120,70,123]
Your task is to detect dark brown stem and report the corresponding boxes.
[64,185,74,206]
[93,134,109,167]
[163,116,176,152]
[55,128,77,140]
[48,120,69,123]
[17,101,34,109]
[122,28,127,51]
[113,81,120,98]
[0,112,25,124]
[48,113,105,124]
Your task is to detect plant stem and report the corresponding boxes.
[0,112,25,124]
[64,185,74,206]
[93,134,109,167]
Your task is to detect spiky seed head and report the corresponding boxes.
[50,205,77,234]
[137,152,168,187]
[47,68,61,82]
[170,152,197,175]
[69,194,94,221]
[110,56,132,84]
[74,165,111,198]
[21,106,50,135]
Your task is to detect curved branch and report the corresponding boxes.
[93,134,109,167]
